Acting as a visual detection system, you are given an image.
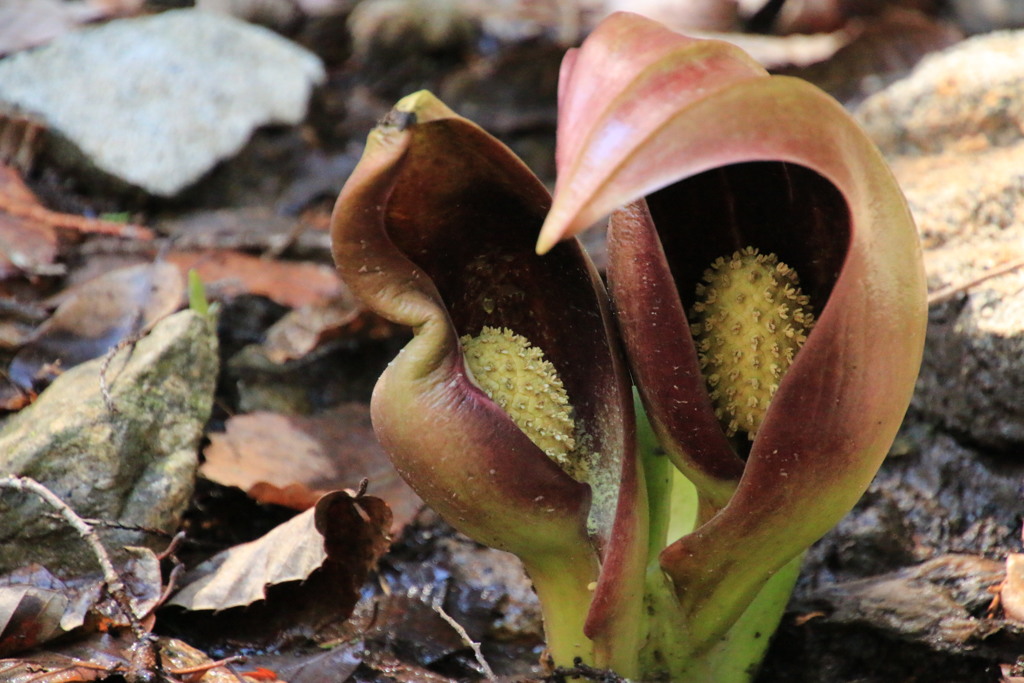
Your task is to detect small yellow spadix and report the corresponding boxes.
[690,246,815,439]
[461,326,579,476]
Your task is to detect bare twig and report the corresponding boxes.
[928,255,1024,306]
[433,603,496,681]
[0,475,147,641]
[0,482,244,682]
[155,563,186,613]
[0,179,154,240]
[41,512,175,537]
[262,217,309,259]
[99,339,128,412]
[167,655,246,678]
[99,334,145,413]
[156,531,187,561]
[544,657,626,683]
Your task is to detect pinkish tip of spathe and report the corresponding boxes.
[535,230,559,255]
[535,209,576,255]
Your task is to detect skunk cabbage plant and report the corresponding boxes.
[330,91,647,675]
[332,11,926,681]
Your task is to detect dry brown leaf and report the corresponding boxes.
[0,161,154,279]
[203,409,369,492]
[250,641,364,683]
[0,165,59,279]
[316,490,392,563]
[0,165,152,250]
[92,547,164,630]
[0,0,143,56]
[778,9,962,104]
[167,249,345,309]
[1002,553,1024,623]
[168,506,328,611]
[355,650,460,683]
[0,379,34,412]
[168,489,391,615]
[246,482,322,510]
[160,635,267,682]
[314,489,392,609]
[202,405,422,528]
[0,631,261,683]
[261,298,366,364]
[0,585,67,656]
[8,262,184,390]
[0,549,162,657]
[157,206,331,257]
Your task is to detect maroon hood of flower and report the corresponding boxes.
[542,11,928,649]
[331,91,648,672]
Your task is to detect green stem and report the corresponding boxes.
[526,551,601,668]
[636,396,698,558]
[638,408,673,558]
[699,553,803,682]
[639,553,802,681]
[666,466,699,545]
[639,564,693,680]
[637,398,699,680]
[635,394,802,681]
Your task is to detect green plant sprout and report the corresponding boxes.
[330,12,926,681]
[186,269,217,319]
[98,211,131,223]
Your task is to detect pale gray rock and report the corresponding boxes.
[0,9,325,197]
[0,310,218,575]
[895,152,1024,449]
[857,31,1024,158]
[950,0,1024,35]
[894,150,1024,449]
[885,147,1024,250]
[915,261,1024,449]
[856,35,1024,450]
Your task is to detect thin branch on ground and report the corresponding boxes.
[928,255,1024,306]
[0,475,147,641]
[0,478,246,683]
[41,512,175,537]
[99,334,143,413]
[544,657,626,683]
[433,603,497,681]
[0,170,154,240]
